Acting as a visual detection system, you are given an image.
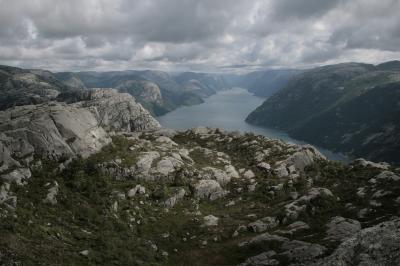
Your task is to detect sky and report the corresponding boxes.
[0,0,400,72]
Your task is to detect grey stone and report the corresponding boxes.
[239,251,279,266]
[193,179,227,200]
[281,240,326,263]
[43,181,59,205]
[312,218,400,265]
[325,216,361,242]
[203,215,219,227]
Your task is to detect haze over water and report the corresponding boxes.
[157,87,348,162]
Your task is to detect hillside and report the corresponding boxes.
[1,123,399,265]
[237,69,302,97]
[246,62,400,164]
[0,65,78,110]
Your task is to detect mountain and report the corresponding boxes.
[1,64,399,265]
[57,70,230,116]
[376,60,400,71]
[54,72,87,90]
[0,65,79,111]
[246,62,400,163]
[232,69,302,97]
[174,72,230,97]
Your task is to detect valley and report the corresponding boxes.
[0,63,399,266]
[158,88,348,162]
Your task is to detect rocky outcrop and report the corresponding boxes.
[0,89,159,174]
[193,179,227,200]
[313,218,400,265]
[325,216,361,242]
[77,89,160,132]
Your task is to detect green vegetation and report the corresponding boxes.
[1,132,399,265]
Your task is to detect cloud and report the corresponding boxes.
[0,0,399,72]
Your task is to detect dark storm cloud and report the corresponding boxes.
[0,0,399,72]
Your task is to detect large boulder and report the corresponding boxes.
[325,216,361,242]
[312,218,400,265]
[193,179,227,200]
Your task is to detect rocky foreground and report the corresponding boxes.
[0,91,399,265]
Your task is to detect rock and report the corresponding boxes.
[155,136,178,147]
[136,152,160,176]
[127,185,146,197]
[375,171,400,182]
[281,240,326,263]
[1,168,31,186]
[254,152,266,163]
[243,170,255,179]
[0,183,17,209]
[0,102,110,161]
[239,251,279,266]
[79,250,89,256]
[164,188,186,208]
[289,191,299,200]
[312,218,400,265]
[257,162,271,171]
[286,145,326,171]
[192,126,211,135]
[151,127,177,138]
[356,187,367,198]
[202,167,231,186]
[156,157,181,176]
[353,158,390,170]
[43,181,59,205]
[275,221,310,235]
[225,165,239,179]
[0,89,159,169]
[372,189,392,199]
[274,164,289,178]
[287,221,310,231]
[193,179,227,200]
[325,216,361,242]
[248,217,278,233]
[0,141,21,172]
[203,215,219,227]
[239,233,288,247]
[283,188,334,223]
[81,89,160,132]
[247,183,257,192]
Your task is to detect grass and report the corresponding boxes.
[1,132,399,265]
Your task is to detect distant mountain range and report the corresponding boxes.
[246,61,400,164]
[2,61,400,164]
[0,66,232,116]
[56,70,231,116]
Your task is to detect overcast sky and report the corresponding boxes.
[0,0,399,72]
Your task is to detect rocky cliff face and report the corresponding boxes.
[0,89,159,175]
[1,125,398,265]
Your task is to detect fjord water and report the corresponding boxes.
[157,87,348,162]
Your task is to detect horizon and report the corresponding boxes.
[2,59,399,75]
